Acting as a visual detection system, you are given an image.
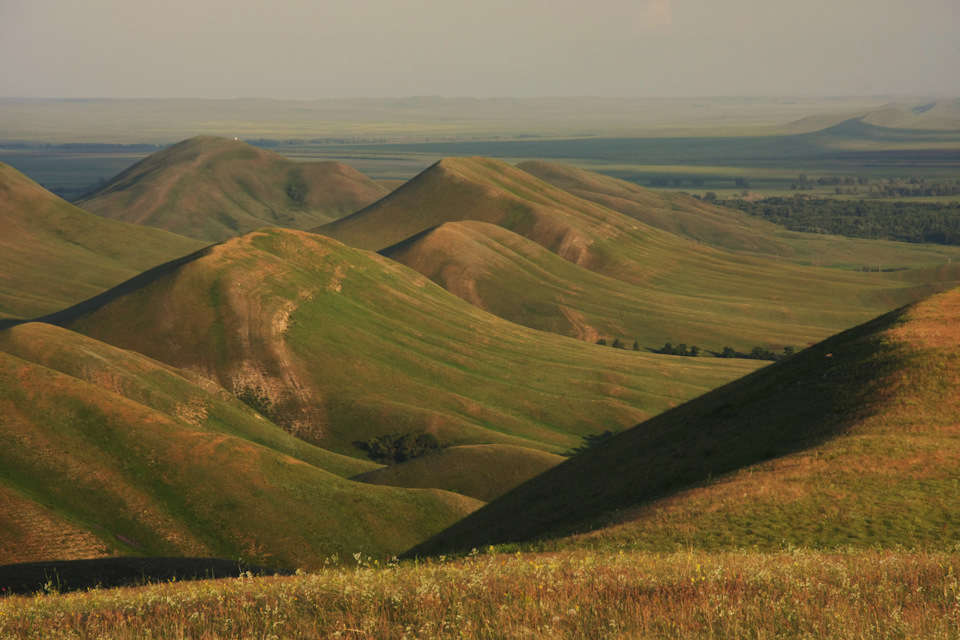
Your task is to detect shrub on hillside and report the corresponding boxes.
[354,432,443,465]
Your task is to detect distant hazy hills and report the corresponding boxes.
[409,285,960,556]
[0,163,207,319]
[77,136,389,242]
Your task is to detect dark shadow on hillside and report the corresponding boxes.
[405,304,911,558]
[0,557,292,596]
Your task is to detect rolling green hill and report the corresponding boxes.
[408,286,960,557]
[352,444,565,502]
[76,136,389,242]
[383,218,959,352]
[366,158,960,351]
[43,227,763,458]
[0,163,207,320]
[0,322,479,568]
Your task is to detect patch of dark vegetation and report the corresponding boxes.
[727,196,960,245]
[0,557,291,596]
[564,430,615,456]
[234,385,280,422]
[354,432,443,465]
[285,169,309,207]
[657,342,701,357]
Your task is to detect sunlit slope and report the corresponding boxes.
[519,159,960,269]
[383,218,958,352]
[352,444,565,502]
[0,322,478,567]
[46,228,762,457]
[77,135,389,242]
[517,160,789,256]
[409,286,960,556]
[0,163,207,320]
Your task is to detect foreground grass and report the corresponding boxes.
[3,549,960,639]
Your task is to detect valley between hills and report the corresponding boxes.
[2,107,960,636]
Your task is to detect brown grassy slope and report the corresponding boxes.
[0,322,477,567]
[0,163,207,319]
[44,227,762,458]
[77,135,389,242]
[408,286,960,556]
[316,156,647,256]
[517,160,790,256]
[351,444,565,502]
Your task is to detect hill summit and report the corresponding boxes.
[77,135,389,241]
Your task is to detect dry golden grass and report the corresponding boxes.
[3,549,959,639]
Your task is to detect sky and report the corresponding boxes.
[1,0,958,99]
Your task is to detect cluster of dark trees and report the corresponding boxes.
[656,343,795,360]
[658,342,700,357]
[247,137,389,147]
[649,177,706,188]
[727,345,796,361]
[726,197,960,245]
[596,338,641,351]
[353,432,443,465]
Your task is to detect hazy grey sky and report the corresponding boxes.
[1,0,957,99]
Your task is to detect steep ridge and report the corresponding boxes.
[77,135,389,242]
[0,163,207,320]
[408,286,960,556]
[44,227,763,457]
[0,322,477,567]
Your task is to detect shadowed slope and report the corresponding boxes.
[408,286,960,556]
[45,228,763,457]
[352,444,565,502]
[0,322,477,568]
[0,163,207,319]
[77,136,388,242]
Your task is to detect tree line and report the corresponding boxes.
[725,197,960,245]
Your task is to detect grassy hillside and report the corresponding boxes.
[0,322,478,568]
[77,135,388,242]
[384,218,958,352]
[44,228,762,458]
[409,285,960,556]
[0,163,207,320]
[5,549,959,639]
[363,158,960,351]
[351,444,565,502]
[517,159,960,268]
